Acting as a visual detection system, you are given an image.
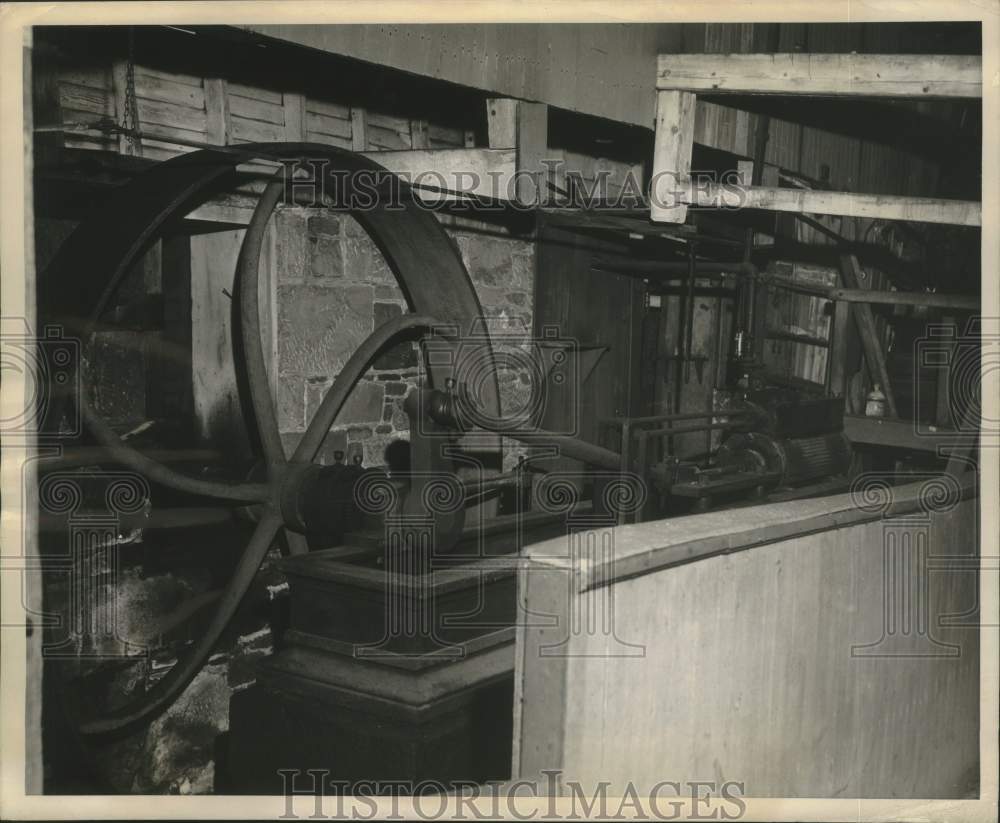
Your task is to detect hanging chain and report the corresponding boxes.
[120,27,143,157]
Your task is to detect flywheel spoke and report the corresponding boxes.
[77,392,271,503]
[294,314,445,464]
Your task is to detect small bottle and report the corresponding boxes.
[865,383,886,418]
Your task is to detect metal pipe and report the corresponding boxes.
[601,410,750,426]
[744,275,758,361]
[631,429,650,525]
[592,259,755,277]
[425,389,625,472]
[460,471,521,498]
[652,286,737,299]
[683,243,697,383]
[642,421,742,438]
[620,418,633,473]
[507,430,622,472]
[704,394,715,459]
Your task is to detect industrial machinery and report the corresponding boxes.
[631,390,851,515]
[41,144,853,787]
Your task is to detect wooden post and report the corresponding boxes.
[204,78,230,146]
[839,253,897,417]
[350,108,367,152]
[515,102,547,205]
[110,60,129,155]
[409,119,429,149]
[487,98,518,148]
[282,92,307,141]
[650,90,697,223]
[487,98,548,204]
[736,159,754,187]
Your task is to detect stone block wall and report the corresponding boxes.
[273,207,536,470]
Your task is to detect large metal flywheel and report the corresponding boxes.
[42,143,501,734]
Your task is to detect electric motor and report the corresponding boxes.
[716,430,852,488]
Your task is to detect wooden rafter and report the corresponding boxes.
[657,53,982,99]
[676,183,981,227]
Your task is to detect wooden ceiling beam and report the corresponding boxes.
[657,53,982,99]
[677,182,981,227]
